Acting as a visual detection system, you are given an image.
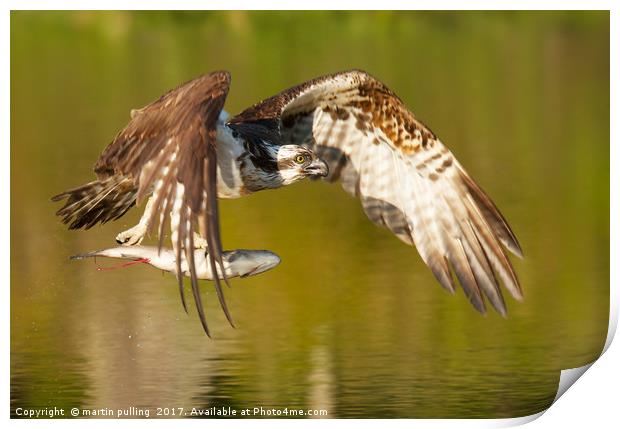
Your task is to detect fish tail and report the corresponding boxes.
[69,250,101,260]
[70,246,160,262]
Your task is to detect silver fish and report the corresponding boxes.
[70,246,281,280]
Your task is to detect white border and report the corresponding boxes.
[0,1,616,10]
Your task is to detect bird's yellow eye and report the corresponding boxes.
[295,155,306,164]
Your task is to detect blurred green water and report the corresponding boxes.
[10,11,609,418]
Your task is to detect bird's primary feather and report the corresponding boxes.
[94,71,233,336]
[229,69,523,316]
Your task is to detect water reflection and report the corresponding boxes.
[307,336,334,417]
[11,11,609,418]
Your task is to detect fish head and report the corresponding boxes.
[223,249,281,278]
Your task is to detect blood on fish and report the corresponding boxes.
[96,257,151,271]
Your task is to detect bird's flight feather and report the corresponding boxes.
[95,71,233,336]
[229,69,523,315]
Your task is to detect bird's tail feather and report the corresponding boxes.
[51,176,138,230]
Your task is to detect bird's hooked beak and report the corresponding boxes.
[304,158,329,178]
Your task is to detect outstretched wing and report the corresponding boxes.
[228,70,523,315]
[95,71,232,336]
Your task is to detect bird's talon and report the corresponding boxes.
[193,232,208,249]
[116,224,147,246]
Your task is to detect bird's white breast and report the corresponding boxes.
[215,112,248,199]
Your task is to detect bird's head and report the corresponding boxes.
[274,145,329,185]
[227,121,328,190]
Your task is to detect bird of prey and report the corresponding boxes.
[52,69,522,336]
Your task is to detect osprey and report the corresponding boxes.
[53,70,523,336]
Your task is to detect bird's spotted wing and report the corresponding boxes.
[229,70,523,315]
[95,71,232,336]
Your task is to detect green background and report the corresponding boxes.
[11,11,609,418]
